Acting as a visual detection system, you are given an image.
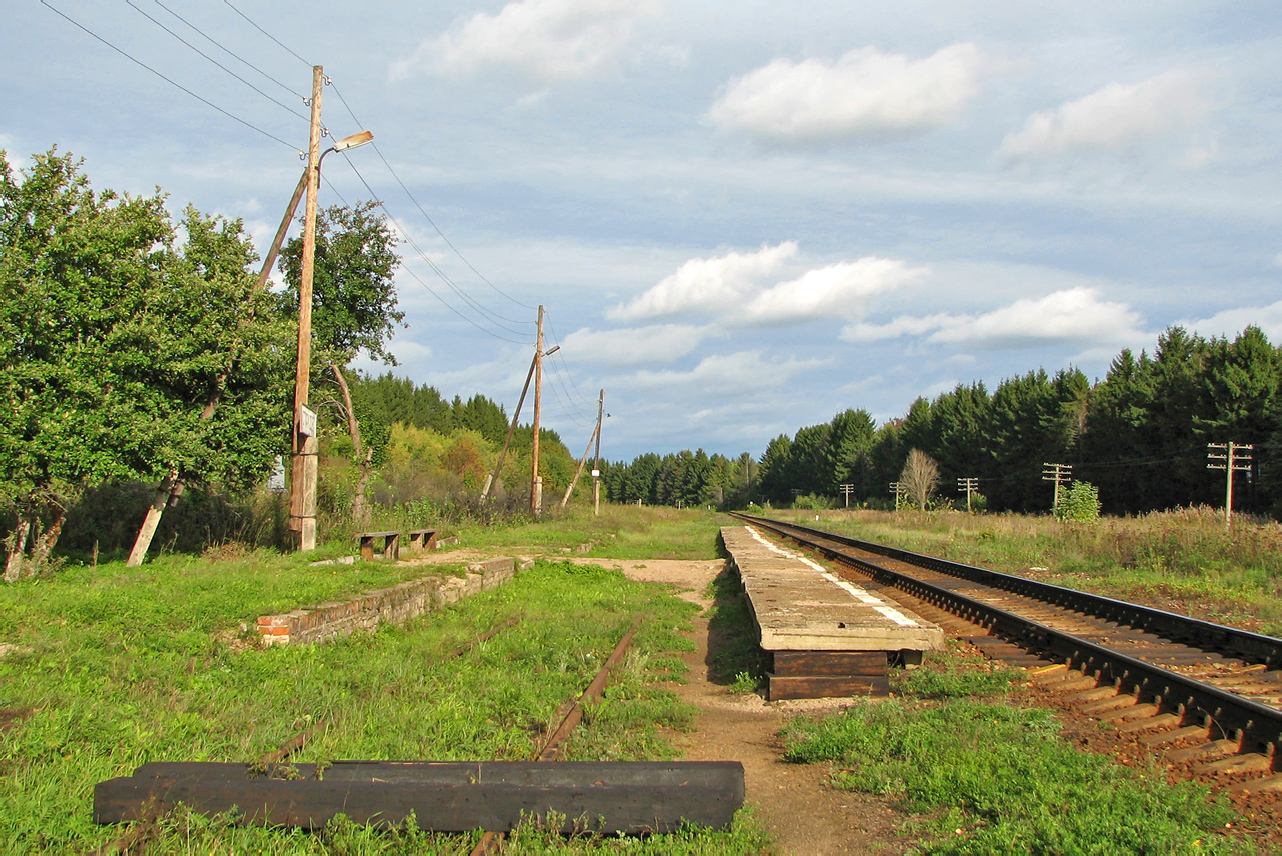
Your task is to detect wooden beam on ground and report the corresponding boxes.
[94,761,745,834]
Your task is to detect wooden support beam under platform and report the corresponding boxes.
[94,761,745,834]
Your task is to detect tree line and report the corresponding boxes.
[605,325,1282,517]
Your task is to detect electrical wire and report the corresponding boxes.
[124,0,309,122]
[328,82,536,313]
[340,154,535,340]
[337,154,532,346]
[42,1,298,150]
[151,0,305,101]
[222,0,310,68]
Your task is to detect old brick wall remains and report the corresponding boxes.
[256,557,528,646]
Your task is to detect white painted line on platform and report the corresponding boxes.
[744,526,919,627]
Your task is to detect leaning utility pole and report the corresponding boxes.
[839,484,854,508]
[559,415,601,510]
[288,65,325,551]
[480,351,537,503]
[530,305,545,516]
[1042,463,1072,513]
[1208,442,1253,526]
[592,390,605,515]
[958,477,978,513]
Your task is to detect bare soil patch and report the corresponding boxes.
[571,557,907,855]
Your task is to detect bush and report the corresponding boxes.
[1057,481,1102,522]
[792,493,833,510]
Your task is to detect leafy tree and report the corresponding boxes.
[279,201,403,366]
[1056,481,1101,522]
[1,149,289,579]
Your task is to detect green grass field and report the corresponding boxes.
[0,508,766,854]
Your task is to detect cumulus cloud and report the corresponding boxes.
[559,324,716,366]
[842,287,1145,349]
[609,242,797,320]
[707,43,983,142]
[611,242,921,327]
[999,70,1210,161]
[390,0,662,82]
[1180,300,1282,343]
[742,258,926,325]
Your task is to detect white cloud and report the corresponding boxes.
[609,242,797,321]
[390,0,662,83]
[559,324,715,366]
[610,243,921,327]
[1180,300,1282,343]
[707,43,983,142]
[999,70,1210,161]
[842,287,1146,349]
[620,350,828,398]
[741,258,926,325]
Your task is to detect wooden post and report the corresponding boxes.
[290,65,324,550]
[531,305,544,516]
[592,390,603,516]
[480,351,537,502]
[559,422,599,510]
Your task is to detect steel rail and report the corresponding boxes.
[731,513,1282,755]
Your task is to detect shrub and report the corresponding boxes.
[1057,481,1102,522]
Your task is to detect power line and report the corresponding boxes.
[41,1,297,151]
[340,154,534,339]
[337,154,531,346]
[328,82,535,313]
[123,0,308,122]
[151,0,306,101]
[222,0,310,68]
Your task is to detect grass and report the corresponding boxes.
[453,505,732,561]
[0,531,767,853]
[771,507,1282,636]
[701,566,766,690]
[783,644,1249,854]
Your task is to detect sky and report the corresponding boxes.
[5,1,1282,461]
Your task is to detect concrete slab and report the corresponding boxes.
[722,526,945,653]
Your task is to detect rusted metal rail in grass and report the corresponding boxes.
[471,621,639,854]
[93,621,745,841]
[732,513,1282,763]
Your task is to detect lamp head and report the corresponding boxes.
[332,130,374,152]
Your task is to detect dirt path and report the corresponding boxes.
[576,558,905,855]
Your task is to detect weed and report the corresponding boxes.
[893,644,1024,700]
[783,699,1245,853]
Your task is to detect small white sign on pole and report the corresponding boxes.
[299,405,318,438]
[591,469,600,478]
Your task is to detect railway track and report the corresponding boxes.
[732,513,1282,795]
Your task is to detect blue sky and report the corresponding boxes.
[5,1,1281,460]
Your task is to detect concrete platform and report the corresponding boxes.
[721,525,945,699]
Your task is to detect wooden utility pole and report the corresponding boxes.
[958,477,978,513]
[289,65,324,550]
[530,305,545,516]
[839,483,854,508]
[1208,442,1253,526]
[480,351,537,503]
[560,390,605,510]
[592,390,604,516]
[1042,463,1071,513]
[889,482,905,511]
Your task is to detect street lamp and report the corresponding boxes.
[287,127,374,550]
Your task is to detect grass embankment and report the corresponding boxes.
[783,644,1249,854]
[0,510,766,853]
[772,507,1282,636]
[455,505,731,561]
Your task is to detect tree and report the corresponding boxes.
[899,449,939,511]
[1,149,289,579]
